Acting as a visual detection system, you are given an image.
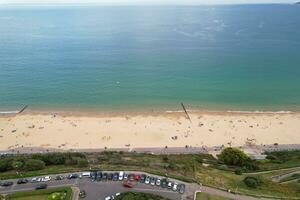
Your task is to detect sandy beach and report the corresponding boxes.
[0,110,300,152]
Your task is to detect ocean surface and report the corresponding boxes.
[0,4,300,112]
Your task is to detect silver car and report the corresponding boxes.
[145,176,150,184]
[156,178,161,186]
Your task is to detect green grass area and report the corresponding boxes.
[195,192,232,200]
[196,165,300,198]
[5,187,72,200]
[115,192,170,200]
[0,165,84,180]
[256,150,300,171]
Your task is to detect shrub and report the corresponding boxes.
[76,158,88,167]
[266,154,277,160]
[0,158,13,172]
[218,148,250,167]
[23,159,45,171]
[32,153,66,165]
[243,176,262,188]
[162,156,169,162]
[234,168,243,175]
[167,162,177,170]
[12,160,24,170]
[193,155,203,164]
[115,192,168,200]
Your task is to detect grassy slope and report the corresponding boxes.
[1,151,300,198]
[257,150,300,171]
[5,187,72,200]
[196,166,300,198]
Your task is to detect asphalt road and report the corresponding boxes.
[78,179,182,200]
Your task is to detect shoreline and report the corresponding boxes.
[1,107,298,118]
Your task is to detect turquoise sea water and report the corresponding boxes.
[0,5,300,112]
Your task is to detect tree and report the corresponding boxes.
[0,158,13,172]
[23,159,45,171]
[12,160,24,170]
[218,147,250,167]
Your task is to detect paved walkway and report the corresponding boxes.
[71,187,79,200]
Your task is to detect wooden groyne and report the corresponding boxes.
[18,105,28,113]
[0,105,28,115]
[181,103,192,123]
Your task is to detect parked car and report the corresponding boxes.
[79,190,86,198]
[135,175,141,182]
[167,181,173,189]
[145,176,150,184]
[156,178,161,186]
[41,176,51,182]
[17,178,28,184]
[67,173,78,179]
[150,177,156,186]
[113,173,119,181]
[96,171,102,181]
[123,174,128,181]
[119,171,124,181]
[55,175,64,180]
[31,177,42,182]
[0,181,13,187]
[108,173,114,181]
[91,172,96,181]
[123,181,133,188]
[81,172,91,178]
[178,184,185,194]
[172,183,178,191]
[35,184,47,190]
[161,178,168,188]
[105,197,111,200]
[140,174,146,183]
[102,173,108,181]
[128,174,135,181]
[115,193,121,196]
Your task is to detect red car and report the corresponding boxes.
[123,181,133,188]
[135,175,141,181]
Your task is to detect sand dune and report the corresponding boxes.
[0,111,300,151]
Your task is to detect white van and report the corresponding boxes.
[81,172,91,178]
[119,171,124,181]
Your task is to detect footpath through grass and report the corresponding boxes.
[195,192,233,200]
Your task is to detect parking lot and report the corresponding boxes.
[0,171,187,200]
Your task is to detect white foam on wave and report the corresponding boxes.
[227,110,294,114]
[165,109,295,114]
[165,110,184,113]
[0,111,19,114]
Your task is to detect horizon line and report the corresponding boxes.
[0,2,295,6]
